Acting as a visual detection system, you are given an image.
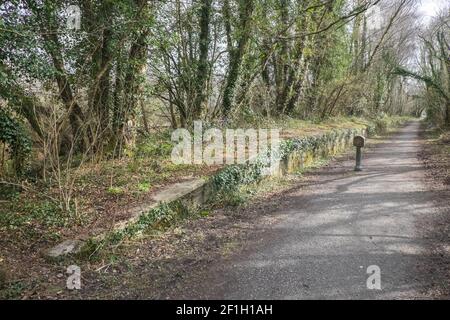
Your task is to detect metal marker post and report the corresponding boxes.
[355,146,362,171]
[353,135,365,172]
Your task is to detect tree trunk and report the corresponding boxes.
[0,62,45,139]
[193,0,212,120]
[222,0,254,119]
[43,32,88,149]
[35,3,89,150]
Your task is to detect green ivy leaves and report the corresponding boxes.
[0,109,32,175]
[210,127,369,196]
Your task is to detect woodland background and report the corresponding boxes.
[0,0,448,217]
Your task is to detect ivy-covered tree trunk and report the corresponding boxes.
[83,2,114,137]
[222,0,254,119]
[0,62,44,139]
[112,0,151,155]
[0,109,32,175]
[42,31,88,150]
[192,0,212,121]
[33,2,89,151]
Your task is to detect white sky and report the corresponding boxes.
[418,0,447,24]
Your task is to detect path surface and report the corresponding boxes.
[173,121,448,299]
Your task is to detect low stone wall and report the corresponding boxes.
[279,128,366,175]
[46,126,368,258]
